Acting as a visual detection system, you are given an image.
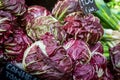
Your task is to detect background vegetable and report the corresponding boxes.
[95,0,120,30]
[0,0,27,16]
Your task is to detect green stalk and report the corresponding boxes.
[95,0,120,30]
[101,21,110,29]
[103,29,120,40]
[58,7,68,21]
[115,14,120,20]
[101,41,110,59]
[95,11,117,30]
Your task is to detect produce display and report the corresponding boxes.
[0,0,120,80]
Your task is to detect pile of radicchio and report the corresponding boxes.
[0,0,29,58]
[0,0,115,80]
[0,0,33,75]
[21,0,113,80]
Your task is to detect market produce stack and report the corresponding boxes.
[0,0,120,80]
[0,0,32,62]
[21,0,113,79]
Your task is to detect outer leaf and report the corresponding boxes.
[64,40,91,64]
[73,63,95,80]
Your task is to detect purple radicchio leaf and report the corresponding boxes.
[63,40,91,64]
[89,41,104,54]
[73,62,95,80]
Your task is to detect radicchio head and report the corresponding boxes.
[25,15,61,41]
[73,62,95,80]
[110,43,120,72]
[90,52,113,80]
[63,13,104,44]
[22,41,73,80]
[0,10,16,43]
[109,43,120,78]
[4,27,32,62]
[52,0,82,20]
[22,5,51,27]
